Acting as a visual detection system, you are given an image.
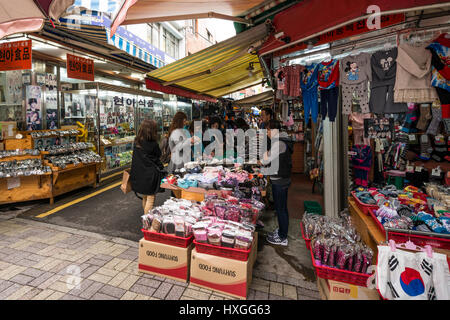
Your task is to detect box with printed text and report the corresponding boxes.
[189,233,258,299]
[138,238,194,283]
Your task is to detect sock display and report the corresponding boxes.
[416,104,432,130]
[426,105,443,135]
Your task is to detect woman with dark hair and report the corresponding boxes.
[261,119,293,246]
[130,119,165,213]
[167,111,196,173]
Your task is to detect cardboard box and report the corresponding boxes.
[189,234,258,299]
[316,277,380,300]
[138,238,193,282]
[0,122,17,140]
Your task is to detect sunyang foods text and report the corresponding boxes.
[198,263,236,278]
[146,250,178,262]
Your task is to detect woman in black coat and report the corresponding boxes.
[130,120,164,213]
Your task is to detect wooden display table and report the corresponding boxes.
[348,197,450,259]
[0,173,53,205]
[49,163,99,204]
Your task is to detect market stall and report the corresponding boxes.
[258,2,450,299]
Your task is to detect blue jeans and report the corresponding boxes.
[272,181,290,240]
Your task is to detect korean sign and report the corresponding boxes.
[66,53,94,81]
[0,40,32,71]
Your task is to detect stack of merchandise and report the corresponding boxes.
[192,217,255,250]
[141,198,202,238]
[163,163,267,200]
[368,185,450,234]
[0,159,52,177]
[302,212,374,274]
[201,193,265,225]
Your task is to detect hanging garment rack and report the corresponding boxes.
[282,23,450,64]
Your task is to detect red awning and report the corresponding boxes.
[259,0,448,56]
[145,78,218,103]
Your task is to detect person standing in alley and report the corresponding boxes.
[130,120,165,213]
[167,111,197,173]
[260,119,293,246]
[259,107,273,129]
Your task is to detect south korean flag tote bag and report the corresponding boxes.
[376,245,450,300]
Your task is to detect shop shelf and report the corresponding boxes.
[304,201,323,215]
[142,229,194,248]
[351,191,379,216]
[193,240,252,261]
[368,209,450,250]
[309,247,372,287]
[300,222,311,250]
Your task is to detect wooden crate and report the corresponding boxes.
[0,174,52,204]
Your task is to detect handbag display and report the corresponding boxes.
[120,169,132,194]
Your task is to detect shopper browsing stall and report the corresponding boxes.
[167,111,197,173]
[259,107,273,129]
[260,119,294,246]
[130,120,165,214]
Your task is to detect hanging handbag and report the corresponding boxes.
[120,169,132,194]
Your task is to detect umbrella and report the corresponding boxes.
[0,0,75,39]
[110,0,266,36]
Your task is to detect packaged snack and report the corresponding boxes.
[150,214,162,233]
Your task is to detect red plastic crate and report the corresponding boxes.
[367,210,450,250]
[309,247,372,287]
[351,191,379,216]
[300,222,311,250]
[142,229,194,248]
[193,240,251,261]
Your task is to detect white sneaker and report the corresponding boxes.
[266,232,288,246]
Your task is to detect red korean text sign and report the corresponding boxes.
[0,40,32,71]
[66,54,94,81]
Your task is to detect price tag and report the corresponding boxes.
[408,135,415,141]
[406,165,414,172]
[432,168,441,177]
[415,166,423,172]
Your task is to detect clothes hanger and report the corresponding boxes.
[388,239,433,258]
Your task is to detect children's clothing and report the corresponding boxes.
[427,33,450,118]
[370,48,408,114]
[351,145,372,187]
[394,43,438,103]
[340,53,372,114]
[350,112,372,145]
[320,86,339,122]
[318,59,340,90]
[301,63,319,125]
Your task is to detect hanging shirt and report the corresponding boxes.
[339,52,372,85]
[318,59,340,90]
[301,63,319,91]
[371,48,399,88]
[426,33,450,91]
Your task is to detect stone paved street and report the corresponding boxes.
[0,218,320,300]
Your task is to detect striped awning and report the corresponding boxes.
[56,10,165,68]
[147,23,269,98]
[234,90,273,107]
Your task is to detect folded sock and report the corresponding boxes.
[426,106,442,135]
[416,104,432,131]
[420,134,432,160]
